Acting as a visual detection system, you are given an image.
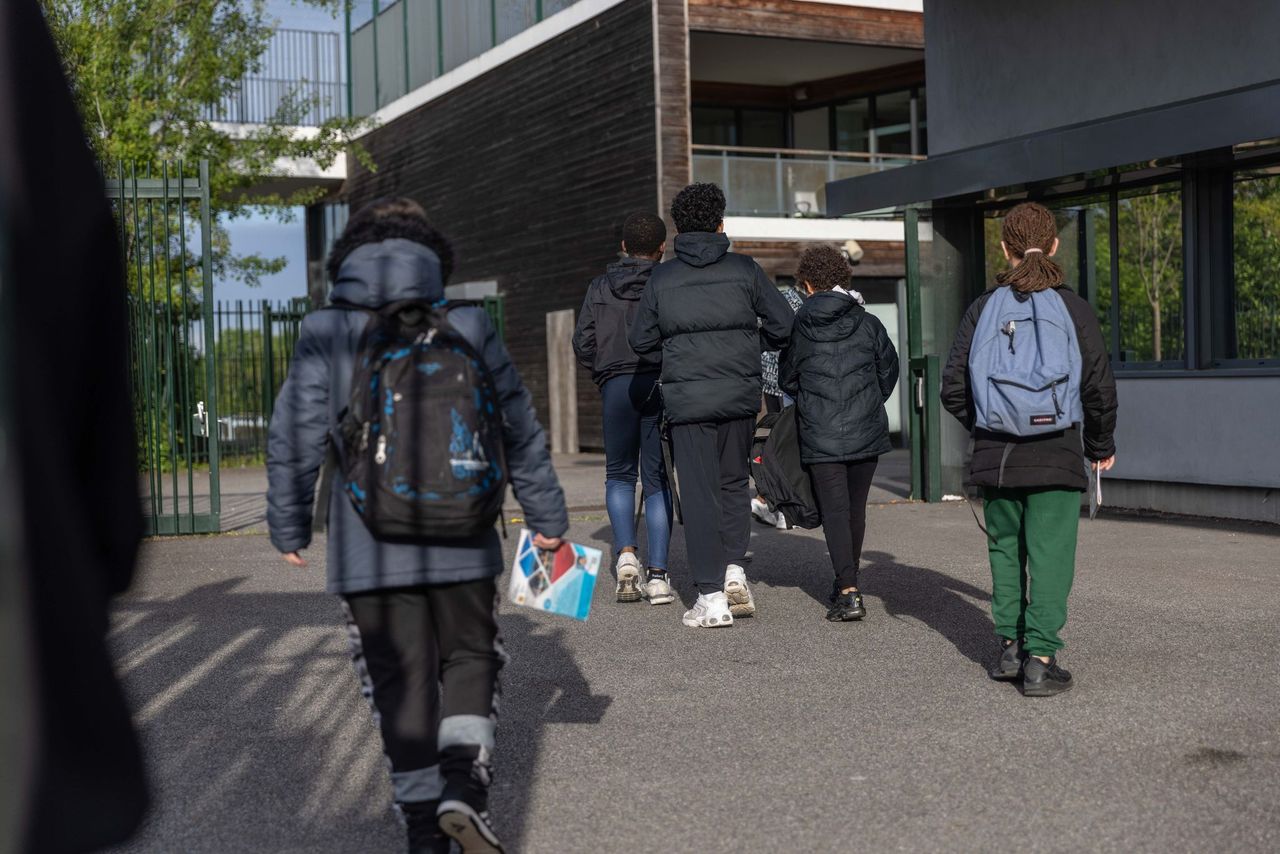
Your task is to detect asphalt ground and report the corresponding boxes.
[108,499,1280,853]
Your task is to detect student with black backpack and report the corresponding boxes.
[779,244,898,622]
[267,198,568,853]
[941,202,1117,697]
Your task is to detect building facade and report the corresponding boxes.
[336,0,926,448]
[828,0,1280,523]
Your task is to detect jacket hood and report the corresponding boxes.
[674,231,730,268]
[796,290,866,343]
[604,256,656,300]
[330,239,444,307]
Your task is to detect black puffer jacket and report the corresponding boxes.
[572,257,660,386]
[629,232,794,424]
[941,285,1118,491]
[779,291,899,464]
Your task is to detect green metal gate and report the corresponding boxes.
[109,162,220,535]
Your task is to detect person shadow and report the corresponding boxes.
[491,611,612,852]
[859,549,995,668]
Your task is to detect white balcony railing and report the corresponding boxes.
[691,144,924,218]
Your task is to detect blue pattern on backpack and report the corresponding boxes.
[969,288,1083,436]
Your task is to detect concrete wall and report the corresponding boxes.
[924,0,1280,155]
[1110,377,1280,489]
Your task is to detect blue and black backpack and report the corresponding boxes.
[333,300,507,541]
[969,287,1083,436]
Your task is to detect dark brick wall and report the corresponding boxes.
[346,0,658,450]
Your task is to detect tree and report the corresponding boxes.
[41,0,369,289]
[1118,191,1182,361]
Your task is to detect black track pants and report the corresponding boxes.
[670,417,754,594]
[342,578,504,808]
[809,458,878,591]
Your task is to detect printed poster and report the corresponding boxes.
[507,529,601,621]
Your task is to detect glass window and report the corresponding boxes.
[792,107,828,151]
[1229,169,1280,361]
[692,107,735,146]
[834,99,871,153]
[1116,184,1185,363]
[496,0,539,44]
[874,90,913,156]
[740,109,786,149]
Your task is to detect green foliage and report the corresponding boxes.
[43,0,373,285]
[1231,175,1280,360]
[1115,189,1183,362]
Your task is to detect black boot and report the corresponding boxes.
[826,590,866,622]
[402,800,451,854]
[988,638,1025,681]
[438,746,503,853]
[1022,655,1073,697]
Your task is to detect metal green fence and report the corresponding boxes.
[111,162,220,535]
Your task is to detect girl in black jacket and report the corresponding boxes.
[780,244,898,622]
[941,202,1118,697]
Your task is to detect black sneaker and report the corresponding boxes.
[402,800,452,854]
[988,638,1025,681]
[1022,655,1073,697]
[438,799,504,854]
[826,590,866,622]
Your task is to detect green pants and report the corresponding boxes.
[982,488,1080,657]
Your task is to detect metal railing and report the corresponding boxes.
[205,29,344,125]
[691,144,924,218]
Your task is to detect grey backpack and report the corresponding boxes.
[969,287,1083,436]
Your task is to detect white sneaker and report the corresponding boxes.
[641,571,676,605]
[750,496,778,526]
[682,591,734,628]
[775,512,789,530]
[615,552,642,603]
[723,564,756,617]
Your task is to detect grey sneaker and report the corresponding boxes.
[615,552,642,603]
[641,570,675,605]
[723,564,756,617]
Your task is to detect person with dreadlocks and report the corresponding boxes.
[941,201,1117,697]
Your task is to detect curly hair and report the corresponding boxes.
[995,202,1063,293]
[796,243,852,292]
[326,197,455,283]
[670,182,726,233]
[621,212,667,257]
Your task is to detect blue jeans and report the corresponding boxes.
[601,373,671,570]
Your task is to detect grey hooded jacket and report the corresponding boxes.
[266,238,568,594]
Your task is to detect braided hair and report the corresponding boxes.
[995,202,1063,293]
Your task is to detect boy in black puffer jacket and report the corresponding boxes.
[630,183,795,628]
[780,244,898,622]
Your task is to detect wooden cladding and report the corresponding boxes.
[655,0,691,224]
[733,239,906,281]
[687,0,924,49]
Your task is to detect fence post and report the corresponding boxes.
[545,309,578,454]
[775,152,784,216]
[262,300,275,422]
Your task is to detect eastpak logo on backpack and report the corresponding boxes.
[968,288,1084,437]
[333,299,507,541]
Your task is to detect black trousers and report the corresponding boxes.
[809,459,879,591]
[342,578,504,807]
[670,417,754,594]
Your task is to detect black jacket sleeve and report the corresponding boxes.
[1063,292,1118,460]
[753,264,794,351]
[940,294,989,430]
[629,277,662,355]
[571,285,596,371]
[779,339,801,396]
[870,316,899,402]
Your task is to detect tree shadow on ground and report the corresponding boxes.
[107,577,608,854]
